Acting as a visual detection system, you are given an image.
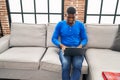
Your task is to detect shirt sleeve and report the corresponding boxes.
[80,23,88,47]
[52,22,61,47]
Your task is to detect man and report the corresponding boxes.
[52,7,88,80]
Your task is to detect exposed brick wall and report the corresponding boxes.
[0,0,10,35]
[64,0,85,22]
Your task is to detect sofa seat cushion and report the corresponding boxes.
[0,47,46,70]
[85,49,120,80]
[41,47,88,74]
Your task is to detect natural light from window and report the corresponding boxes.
[8,0,62,24]
[86,0,120,24]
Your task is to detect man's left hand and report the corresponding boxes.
[78,45,82,48]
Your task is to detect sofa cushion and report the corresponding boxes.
[10,23,46,47]
[46,23,58,47]
[0,47,46,70]
[111,25,120,51]
[85,49,120,80]
[86,24,118,49]
[40,47,88,74]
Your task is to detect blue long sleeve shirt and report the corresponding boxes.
[52,20,88,47]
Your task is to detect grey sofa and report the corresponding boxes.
[85,24,120,80]
[0,23,88,80]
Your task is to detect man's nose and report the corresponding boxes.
[69,18,74,21]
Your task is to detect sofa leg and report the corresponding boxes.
[80,74,83,80]
[83,74,87,80]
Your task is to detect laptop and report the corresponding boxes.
[64,48,86,56]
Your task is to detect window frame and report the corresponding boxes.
[84,0,120,24]
[0,21,3,37]
[6,0,64,25]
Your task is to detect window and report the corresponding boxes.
[85,0,120,24]
[7,0,64,24]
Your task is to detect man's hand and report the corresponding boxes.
[78,45,82,48]
[60,44,67,51]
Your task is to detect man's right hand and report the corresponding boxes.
[60,44,67,52]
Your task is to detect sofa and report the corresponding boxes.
[0,23,88,80]
[85,24,120,80]
[0,23,119,80]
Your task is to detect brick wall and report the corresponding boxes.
[0,0,10,35]
[0,0,85,35]
[64,0,85,22]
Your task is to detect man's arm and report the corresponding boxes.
[52,22,67,51]
[52,22,62,47]
[78,23,88,48]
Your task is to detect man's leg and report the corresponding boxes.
[59,50,71,80]
[71,55,84,80]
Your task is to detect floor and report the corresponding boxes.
[0,75,87,80]
[0,79,17,80]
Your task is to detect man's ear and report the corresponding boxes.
[64,14,67,20]
[64,14,67,17]
[74,14,77,19]
[74,14,77,16]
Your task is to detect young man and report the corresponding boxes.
[52,7,88,80]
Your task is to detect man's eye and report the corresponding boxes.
[70,17,74,18]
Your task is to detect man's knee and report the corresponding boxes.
[73,60,83,69]
[62,61,71,70]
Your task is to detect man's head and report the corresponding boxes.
[66,7,76,26]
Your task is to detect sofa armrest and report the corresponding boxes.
[0,35,10,54]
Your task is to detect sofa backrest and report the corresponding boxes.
[46,23,57,47]
[10,23,118,48]
[86,24,118,49]
[10,23,46,47]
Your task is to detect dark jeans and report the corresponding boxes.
[59,49,84,80]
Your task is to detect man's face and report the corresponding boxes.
[66,14,75,25]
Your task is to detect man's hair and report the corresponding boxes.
[67,7,76,14]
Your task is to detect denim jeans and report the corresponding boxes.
[59,49,84,80]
